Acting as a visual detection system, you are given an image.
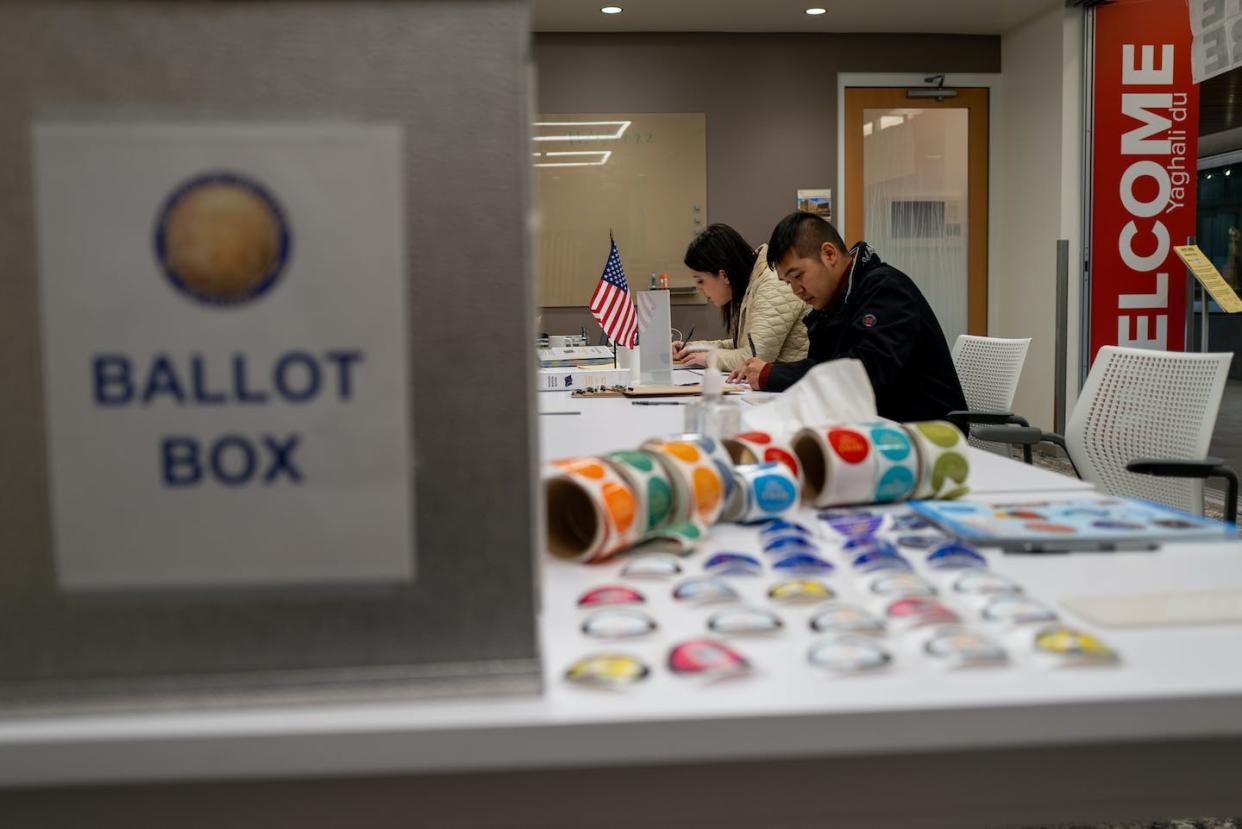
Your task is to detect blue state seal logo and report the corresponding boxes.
[154,171,291,307]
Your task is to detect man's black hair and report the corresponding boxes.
[766,212,848,270]
[684,223,757,338]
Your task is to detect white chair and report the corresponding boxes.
[976,346,1236,520]
[948,335,1031,457]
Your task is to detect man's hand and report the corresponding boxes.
[728,358,769,388]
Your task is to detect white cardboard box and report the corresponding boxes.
[537,367,631,392]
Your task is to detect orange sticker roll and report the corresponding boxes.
[545,457,641,563]
[640,438,725,527]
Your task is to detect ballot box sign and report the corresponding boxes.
[33,123,414,590]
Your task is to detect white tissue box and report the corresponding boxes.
[537,367,631,392]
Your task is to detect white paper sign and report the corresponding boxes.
[1190,0,1242,82]
[34,123,414,590]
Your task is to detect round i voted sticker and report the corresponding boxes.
[763,535,820,555]
[668,639,750,677]
[981,595,1058,626]
[808,635,892,674]
[577,585,645,607]
[761,519,812,537]
[823,513,885,538]
[923,628,1008,668]
[810,604,885,635]
[704,552,763,575]
[852,550,912,573]
[564,653,650,687]
[580,608,658,639]
[891,513,932,531]
[673,577,739,605]
[844,536,897,553]
[621,554,683,579]
[953,570,1021,596]
[869,572,937,598]
[707,607,784,636]
[768,578,834,604]
[927,543,987,570]
[1033,626,1119,664]
[886,597,959,628]
[772,553,834,575]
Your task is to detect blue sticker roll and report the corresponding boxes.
[868,424,918,503]
[734,462,800,523]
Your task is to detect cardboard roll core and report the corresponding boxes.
[545,477,600,561]
[792,432,828,503]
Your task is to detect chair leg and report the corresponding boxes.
[1022,445,1032,465]
[1219,467,1239,525]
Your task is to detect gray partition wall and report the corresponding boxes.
[0,0,540,706]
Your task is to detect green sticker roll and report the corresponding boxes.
[903,421,971,500]
[604,450,676,533]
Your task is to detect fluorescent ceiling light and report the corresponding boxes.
[532,120,631,142]
[879,115,904,130]
[805,7,827,15]
[601,6,623,13]
[862,121,873,137]
[535,150,612,168]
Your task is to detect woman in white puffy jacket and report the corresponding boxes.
[672,223,809,372]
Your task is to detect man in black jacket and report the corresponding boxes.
[728,212,966,423]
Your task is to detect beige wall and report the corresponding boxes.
[534,32,1001,341]
[994,6,1083,428]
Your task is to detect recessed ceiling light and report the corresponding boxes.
[601,5,623,13]
[806,7,827,15]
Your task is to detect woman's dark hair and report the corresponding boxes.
[683,223,756,339]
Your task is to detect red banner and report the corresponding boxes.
[1091,0,1199,359]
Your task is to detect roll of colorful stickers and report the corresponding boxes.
[865,421,919,502]
[604,450,676,534]
[792,425,877,507]
[733,462,800,523]
[720,468,750,523]
[645,434,737,504]
[545,458,640,563]
[641,439,726,526]
[632,521,705,555]
[904,421,970,500]
[723,431,803,485]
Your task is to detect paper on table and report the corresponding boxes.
[741,359,877,440]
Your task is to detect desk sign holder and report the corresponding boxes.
[636,290,673,386]
[0,0,539,711]
[1175,244,1242,313]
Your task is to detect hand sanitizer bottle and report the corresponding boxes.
[685,347,741,438]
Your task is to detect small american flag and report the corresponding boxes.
[589,237,637,347]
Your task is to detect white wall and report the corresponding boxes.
[994,5,1083,428]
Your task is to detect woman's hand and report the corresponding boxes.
[670,340,686,360]
[679,351,708,368]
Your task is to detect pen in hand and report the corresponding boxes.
[748,334,757,357]
[683,326,695,344]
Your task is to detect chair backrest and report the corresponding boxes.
[1066,346,1232,515]
[951,335,1031,454]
